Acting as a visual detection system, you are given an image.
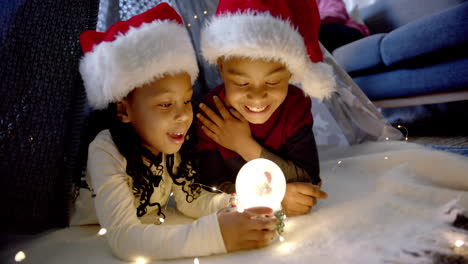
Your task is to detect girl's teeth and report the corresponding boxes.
[247,105,267,112]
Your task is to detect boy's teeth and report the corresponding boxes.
[247,105,267,112]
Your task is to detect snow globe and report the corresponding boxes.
[235,158,286,236]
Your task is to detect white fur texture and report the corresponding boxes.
[80,21,198,110]
[201,12,335,99]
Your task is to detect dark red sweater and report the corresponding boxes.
[196,84,320,191]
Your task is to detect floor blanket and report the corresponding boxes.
[3,141,468,264]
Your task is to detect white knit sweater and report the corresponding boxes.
[87,130,230,261]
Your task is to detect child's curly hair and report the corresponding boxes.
[107,103,202,220]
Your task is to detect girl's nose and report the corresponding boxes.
[174,104,192,122]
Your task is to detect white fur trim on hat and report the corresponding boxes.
[80,20,199,110]
[201,12,335,99]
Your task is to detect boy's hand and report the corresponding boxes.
[198,96,261,160]
[281,182,328,216]
[217,206,277,252]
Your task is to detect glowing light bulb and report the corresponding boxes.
[159,217,165,223]
[135,257,147,264]
[405,137,409,141]
[455,240,465,247]
[283,215,287,220]
[203,10,208,14]
[194,257,200,264]
[170,192,174,196]
[397,125,402,128]
[15,251,26,262]
[235,158,286,211]
[277,241,294,252]
[212,187,217,191]
[337,160,342,164]
[187,23,191,27]
[385,137,389,141]
[98,228,107,236]
[194,15,198,19]
[384,156,389,160]
[279,236,285,242]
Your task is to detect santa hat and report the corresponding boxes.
[201,0,335,99]
[79,3,198,110]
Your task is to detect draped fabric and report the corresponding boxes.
[97,0,402,146]
[0,0,100,231]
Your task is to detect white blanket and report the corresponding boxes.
[3,141,468,264]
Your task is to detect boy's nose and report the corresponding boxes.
[247,85,267,99]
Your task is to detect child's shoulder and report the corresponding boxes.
[90,129,114,148]
[88,129,123,161]
[87,129,128,178]
[288,85,311,100]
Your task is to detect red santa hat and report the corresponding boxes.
[79,3,198,110]
[201,0,335,99]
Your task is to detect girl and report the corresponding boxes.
[79,3,276,261]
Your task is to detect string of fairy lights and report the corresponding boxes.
[186,10,209,28]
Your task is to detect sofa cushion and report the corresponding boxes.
[360,0,466,34]
[381,2,468,67]
[354,57,468,100]
[332,33,386,74]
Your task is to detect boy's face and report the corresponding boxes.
[118,72,193,156]
[218,57,291,124]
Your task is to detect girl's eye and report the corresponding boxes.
[184,100,192,105]
[159,103,172,108]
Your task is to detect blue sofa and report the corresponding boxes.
[332,0,468,108]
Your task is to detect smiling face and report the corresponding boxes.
[217,57,291,124]
[117,72,193,156]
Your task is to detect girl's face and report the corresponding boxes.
[218,57,291,124]
[118,72,193,156]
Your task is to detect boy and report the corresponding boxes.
[196,0,335,216]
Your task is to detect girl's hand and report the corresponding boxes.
[281,182,328,216]
[198,96,261,160]
[217,206,277,252]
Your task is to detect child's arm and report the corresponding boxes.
[198,96,320,183]
[261,125,321,184]
[173,186,230,218]
[198,97,261,161]
[198,97,262,162]
[88,132,227,260]
[198,97,328,216]
[260,126,328,216]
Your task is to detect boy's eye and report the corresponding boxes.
[233,81,249,87]
[266,80,281,86]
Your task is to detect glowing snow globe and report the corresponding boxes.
[235,158,287,235]
[235,158,286,212]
